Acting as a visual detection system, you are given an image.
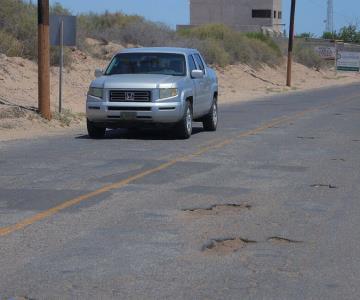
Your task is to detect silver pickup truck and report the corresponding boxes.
[86,47,218,139]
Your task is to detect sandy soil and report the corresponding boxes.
[1,42,359,141]
[217,61,360,103]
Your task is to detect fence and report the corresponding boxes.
[274,37,360,72]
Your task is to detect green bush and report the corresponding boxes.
[198,39,231,67]
[0,0,37,59]
[0,0,76,66]
[178,24,282,67]
[78,12,143,35]
[294,43,324,68]
[0,30,24,57]
[246,32,282,56]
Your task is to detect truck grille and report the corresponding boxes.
[109,90,152,102]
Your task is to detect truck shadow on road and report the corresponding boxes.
[75,126,204,141]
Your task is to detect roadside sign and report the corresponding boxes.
[50,15,77,46]
[336,51,360,72]
[314,46,336,60]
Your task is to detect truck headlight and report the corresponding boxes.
[88,87,103,99]
[159,88,178,99]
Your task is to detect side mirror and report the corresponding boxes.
[191,69,204,79]
[95,68,104,78]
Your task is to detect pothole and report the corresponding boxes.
[202,237,257,254]
[9,297,37,300]
[310,184,337,189]
[297,136,317,140]
[353,139,360,142]
[183,203,251,215]
[267,237,303,244]
[202,236,304,255]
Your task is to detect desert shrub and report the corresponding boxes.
[78,12,143,36]
[77,12,144,47]
[50,2,71,15]
[0,106,27,119]
[178,24,282,67]
[78,11,177,49]
[119,21,174,46]
[294,43,324,68]
[0,0,73,66]
[0,0,37,59]
[50,47,73,67]
[0,30,24,57]
[196,39,231,66]
[53,109,84,127]
[246,32,282,56]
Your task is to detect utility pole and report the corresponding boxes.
[286,0,296,87]
[38,0,51,120]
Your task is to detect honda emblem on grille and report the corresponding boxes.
[126,92,135,101]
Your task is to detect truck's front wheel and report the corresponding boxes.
[87,119,106,139]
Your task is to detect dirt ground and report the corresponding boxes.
[1,40,359,141]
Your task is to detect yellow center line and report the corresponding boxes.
[0,96,357,237]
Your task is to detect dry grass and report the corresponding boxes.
[0,106,27,119]
[52,109,85,127]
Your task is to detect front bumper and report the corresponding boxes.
[86,99,184,124]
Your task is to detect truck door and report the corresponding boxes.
[193,53,212,115]
[188,54,204,118]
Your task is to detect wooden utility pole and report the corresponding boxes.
[38,0,51,120]
[286,0,296,87]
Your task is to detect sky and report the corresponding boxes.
[49,0,360,36]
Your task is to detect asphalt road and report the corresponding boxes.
[0,84,360,299]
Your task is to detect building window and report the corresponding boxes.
[252,10,272,19]
[274,11,277,19]
[278,11,282,19]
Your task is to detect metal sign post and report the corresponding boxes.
[50,15,76,114]
[334,41,338,76]
[59,20,64,113]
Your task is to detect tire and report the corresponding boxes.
[87,119,106,139]
[175,101,192,139]
[203,98,218,131]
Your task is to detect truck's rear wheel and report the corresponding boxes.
[87,119,106,139]
[203,98,218,131]
[175,101,192,139]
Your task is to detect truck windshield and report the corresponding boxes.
[105,53,187,76]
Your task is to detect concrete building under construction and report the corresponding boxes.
[180,0,283,35]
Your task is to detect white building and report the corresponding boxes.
[182,0,283,34]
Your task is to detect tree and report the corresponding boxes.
[296,32,315,38]
[337,24,360,43]
[50,2,70,15]
[322,31,337,40]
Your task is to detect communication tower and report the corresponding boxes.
[326,0,334,33]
